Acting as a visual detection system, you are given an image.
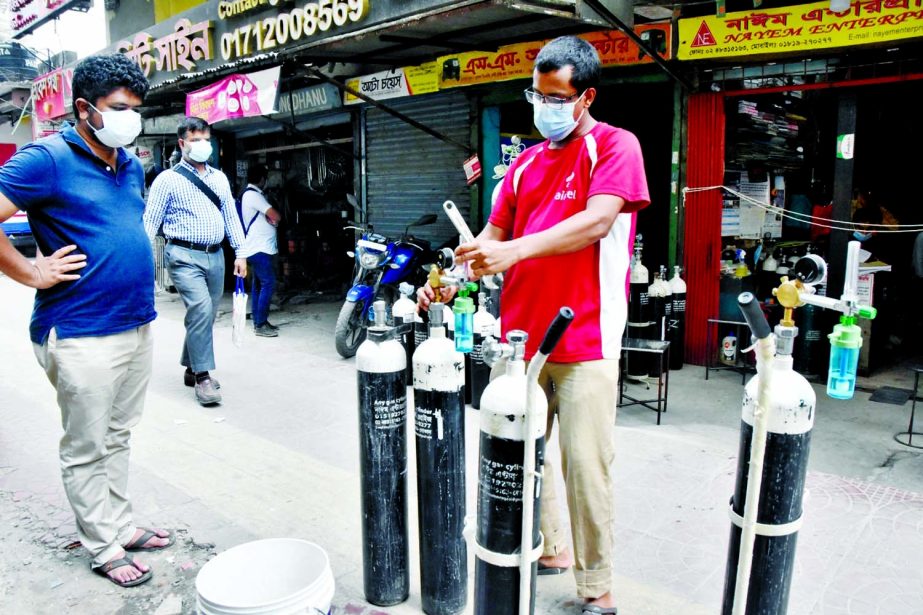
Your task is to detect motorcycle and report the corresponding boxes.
[335,212,448,358]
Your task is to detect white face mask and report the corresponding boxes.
[88,102,142,148]
[185,139,213,163]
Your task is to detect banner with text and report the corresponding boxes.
[186,66,280,123]
[31,68,73,122]
[678,0,923,60]
[344,63,440,105]
[438,24,673,89]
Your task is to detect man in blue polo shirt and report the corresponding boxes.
[0,54,173,588]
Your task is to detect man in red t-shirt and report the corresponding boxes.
[420,36,649,614]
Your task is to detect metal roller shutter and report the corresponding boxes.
[365,93,472,248]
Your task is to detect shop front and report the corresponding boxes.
[677,0,923,376]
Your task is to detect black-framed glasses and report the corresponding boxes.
[523,88,584,110]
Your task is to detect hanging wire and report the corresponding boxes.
[682,185,923,233]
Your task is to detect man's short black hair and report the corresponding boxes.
[178,116,210,139]
[71,54,149,109]
[534,36,601,92]
[248,163,268,185]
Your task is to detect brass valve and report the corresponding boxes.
[771,276,804,327]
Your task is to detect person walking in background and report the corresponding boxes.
[419,36,649,614]
[0,54,173,588]
[144,117,247,406]
[239,163,282,337]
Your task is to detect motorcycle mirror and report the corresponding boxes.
[410,213,438,227]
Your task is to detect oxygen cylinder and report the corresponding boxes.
[722,304,816,615]
[356,300,409,606]
[413,303,467,615]
[471,292,498,410]
[647,269,670,378]
[668,266,687,370]
[626,235,653,378]
[393,283,418,384]
[660,265,673,341]
[473,331,544,614]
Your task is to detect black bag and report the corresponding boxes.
[173,166,222,210]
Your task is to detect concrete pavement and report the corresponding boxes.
[1,274,922,614]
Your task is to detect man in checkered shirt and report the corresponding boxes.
[144,117,247,406]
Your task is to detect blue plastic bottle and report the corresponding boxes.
[826,316,862,400]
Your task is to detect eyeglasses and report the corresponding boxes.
[523,88,584,110]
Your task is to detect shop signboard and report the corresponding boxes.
[271,83,342,118]
[186,66,281,123]
[31,68,73,123]
[678,0,923,60]
[437,24,673,89]
[11,0,87,40]
[343,63,440,105]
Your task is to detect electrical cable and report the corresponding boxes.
[683,185,923,233]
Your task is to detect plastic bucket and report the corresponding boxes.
[196,539,334,615]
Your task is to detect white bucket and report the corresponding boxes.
[195,538,335,615]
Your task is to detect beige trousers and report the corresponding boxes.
[33,325,153,567]
[538,359,619,599]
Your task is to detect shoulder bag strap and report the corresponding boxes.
[173,165,222,210]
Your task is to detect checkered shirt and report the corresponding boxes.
[144,159,245,256]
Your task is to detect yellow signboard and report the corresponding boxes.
[679,0,923,60]
[344,62,440,105]
[439,24,673,89]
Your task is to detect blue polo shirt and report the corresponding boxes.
[0,124,156,344]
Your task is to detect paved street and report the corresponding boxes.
[1,274,922,615]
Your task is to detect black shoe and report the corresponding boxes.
[264,321,279,331]
[254,324,279,337]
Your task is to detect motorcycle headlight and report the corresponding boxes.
[358,247,385,269]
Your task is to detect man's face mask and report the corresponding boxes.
[853,231,873,242]
[88,102,142,148]
[184,139,213,163]
[531,92,585,143]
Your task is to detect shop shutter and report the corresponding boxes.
[684,92,726,365]
[365,93,472,249]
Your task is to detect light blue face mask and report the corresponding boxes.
[853,231,873,242]
[532,95,585,142]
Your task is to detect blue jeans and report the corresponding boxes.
[248,252,276,327]
[165,244,224,372]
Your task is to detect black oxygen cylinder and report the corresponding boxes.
[474,332,543,615]
[793,303,821,376]
[668,265,687,370]
[626,236,653,378]
[722,295,816,615]
[471,292,497,410]
[647,270,669,378]
[413,304,467,615]
[356,301,409,606]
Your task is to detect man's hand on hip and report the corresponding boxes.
[233,258,247,278]
[31,245,87,289]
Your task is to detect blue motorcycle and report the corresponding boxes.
[335,213,441,358]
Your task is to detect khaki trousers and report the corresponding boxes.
[538,359,619,599]
[33,325,153,567]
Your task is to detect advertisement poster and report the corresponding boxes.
[344,63,439,105]
[438,24,672,90]
[679,0,923,60]
[186,66,280,123]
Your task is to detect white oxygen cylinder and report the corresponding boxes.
[471,292,498,410]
